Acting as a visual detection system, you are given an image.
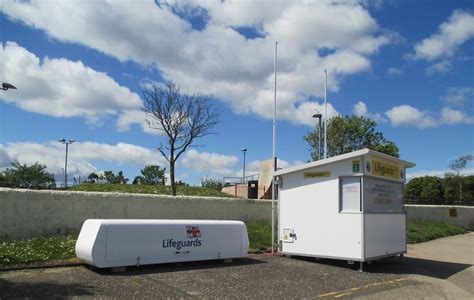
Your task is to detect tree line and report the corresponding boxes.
[404,155,473,205]
[404,175,474,205]
[0,161,171,189]
[86,165,167,185]
[0,160,56,189]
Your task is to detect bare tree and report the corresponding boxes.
[142,82,219,196]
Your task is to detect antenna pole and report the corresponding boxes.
[272,41,278,254]
[324,69,328,159]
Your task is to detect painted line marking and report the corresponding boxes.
[318,291,340,297]
[334,292,352,298]
[317,277,407,298]
[394,278,407,282]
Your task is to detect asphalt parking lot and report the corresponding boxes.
[1,233,472,299]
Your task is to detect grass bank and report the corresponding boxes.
[69,183,234,198]
[0,235,76,266]
[407,220,466,243]
[0,220,467,266]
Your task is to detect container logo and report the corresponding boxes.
[372,160,401,180]
[186,226,201,238]
[162,225,203,250]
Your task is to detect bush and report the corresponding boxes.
[201,177,223,191]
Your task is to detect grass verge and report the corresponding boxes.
[69,183,234,198]
[247,220,275,250]
[0,235,76,266]
[407,220,466,243]
[0,220,467,266]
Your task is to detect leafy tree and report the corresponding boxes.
[87,172,99,183]
[143,81,219,196]
[443,173,458,201]
[420,176,443,200]
[0,173,7,187]
[305,115,399,160]
[115,171,129,184]
[133,165,166,185]
[2,160,55,189]
[103,171,115,184]
[462,175,474,200]
[404,176,443,203]
[443,173,474,202]
[176,180,189,187]
[201,177,223,191]
[404,177,423,201]
[102,170,128,184]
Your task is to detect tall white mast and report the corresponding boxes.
[271,41,278,254]
[324,69,328,159]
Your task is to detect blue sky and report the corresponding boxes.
[0,0,473,186]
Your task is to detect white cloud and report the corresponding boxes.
[0,145,12,168]
[385,104,474,128]
[413,10,474,61]
[440,107,474,125]
[442,87,474,105]
[426,60,452,75]
[181,149,239,176]
[0,0,390,126]
[353,101,386,123]
[116,110,161,135]
[387,67,402,75]
[0,42,142,124]
[385,105,437,128]
[1,141,166,180]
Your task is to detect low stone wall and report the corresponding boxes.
[405,204,474,230]
[0,188,272,240]
[1,188,471,241]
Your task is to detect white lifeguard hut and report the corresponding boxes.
[275,148,415,270]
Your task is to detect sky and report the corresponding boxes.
[0,0,473,186]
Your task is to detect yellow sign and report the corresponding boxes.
[304,171,331,178]
[372,160,400,179]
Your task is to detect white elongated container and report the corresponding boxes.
[75,219,249,268]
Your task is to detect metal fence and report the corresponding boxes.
[223,174,259,185]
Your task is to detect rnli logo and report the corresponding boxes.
[186,226,201,238]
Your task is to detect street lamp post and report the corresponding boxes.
[1,82,17,91]
[241,148,247,183]
[58,139,75,188]
[312,112,322,160]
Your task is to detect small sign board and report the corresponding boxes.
[352,160,360,173]
[341,177,361,212]
[363,178,403,212]
[304,171,331,178]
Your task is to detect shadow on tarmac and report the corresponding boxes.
[89,256,266,276]
[0,278,95,298]
[289,255,471,280]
